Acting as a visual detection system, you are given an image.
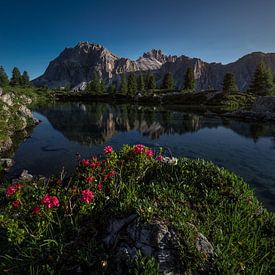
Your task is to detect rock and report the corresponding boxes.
[20,170,33,181]
[104,216,181,273]
[0,87,3,96]
[19,105,33,118]
[225,96,275,121]
[1,93,13,106]
[0,158,14,170]
[196,233,214,258]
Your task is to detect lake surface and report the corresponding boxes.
[7,102,275,211]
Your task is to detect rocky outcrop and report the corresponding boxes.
[103,214,214,274]
[32,42,275,91]
[225,96,275,121]
[0,89,38,155]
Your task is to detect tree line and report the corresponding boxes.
[85,68,196,95]
[0,66,30,87]
[86,61,275,97]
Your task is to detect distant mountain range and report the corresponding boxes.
[32,42,275,90]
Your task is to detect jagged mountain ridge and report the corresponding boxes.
[32,42,275,90]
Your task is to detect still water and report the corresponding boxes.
[7,102,275,210]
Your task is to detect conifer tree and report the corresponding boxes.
[250,63,274,95]
[88,71,101,93]
[107,84,116,94]
[184,68,195,91]
[137,74,145,93]
[0,66,9,87]
[127,73,138,96]
[222,72,238,93]
[146,70,156,91]
[21,71,30,86]
[99,80,105,95]
[120,73,128,95]
[162,72,174,90]
[10,67,21,86]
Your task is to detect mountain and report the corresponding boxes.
[32,42,275,90]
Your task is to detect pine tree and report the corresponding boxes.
[89,71,101,94]
[21,71,30,86]
[120,73,128,95]
[10,67,21,86]
[222,72,238,93]
[184,68,195,91]
[146,70,156,91]
[99,80,105,94]
[127,73,137,96]
[250,63,274,95]
[162,72,174,90]
[137,74,145,93]
[107,84,116,94]
[0,66,9,87]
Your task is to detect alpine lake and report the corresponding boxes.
[6,101,275,211]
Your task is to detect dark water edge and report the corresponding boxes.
[5,101,275,211]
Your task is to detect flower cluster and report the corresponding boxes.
[81,189,94,204]
[104,145,113,154]
[40,194,60,209]
[5,183,24,196]
[133,144,154,157]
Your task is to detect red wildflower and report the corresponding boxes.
[108,171,117,177]
[155,155,164,161]
[40,194,60,209]
[104,145,113,154]
[12,200,21,208]
[90,161,100,168]
[145,148,154,157]
[97,182,102,191]
[85,176,95,183]
[81,189,94,204]
[32,206,41,215]
[133,144,145,154]
[82,159,90,166]
[5,185,18,196]
[103,174,109,181]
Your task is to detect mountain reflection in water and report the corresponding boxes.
[7,102,275,211]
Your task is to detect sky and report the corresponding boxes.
[0,0,275,80]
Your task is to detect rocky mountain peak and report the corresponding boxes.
[142,49,177,64]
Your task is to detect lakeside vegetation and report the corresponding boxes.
[0,145,274,273]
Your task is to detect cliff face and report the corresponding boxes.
[32,42,275,90]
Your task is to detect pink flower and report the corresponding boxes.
[32,206,41,215]
[12,200,21,208]
[155,155,164,161]
[40,194,60,209]
[51,196,60,208]
[97,182,102,191]
[82,159,90,166]
[145,149,154,157]
[104,145,113,154]
[81,189,94,204]
[90,161,100,168]
[108,171,117,177]
[133,144,145,154]
[85,176,95,183]
[5,185,18,196]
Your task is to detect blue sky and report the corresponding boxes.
[0,0,275,79]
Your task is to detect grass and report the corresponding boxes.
[0,145,274,274]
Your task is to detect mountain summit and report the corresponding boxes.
[32,42,275,90]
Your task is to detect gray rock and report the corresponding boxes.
[1,93,13,106]
[0,158,14,170]
[196,233,214,258]
[20,170,33,181]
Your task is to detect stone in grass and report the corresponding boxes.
[19,170,33,181]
